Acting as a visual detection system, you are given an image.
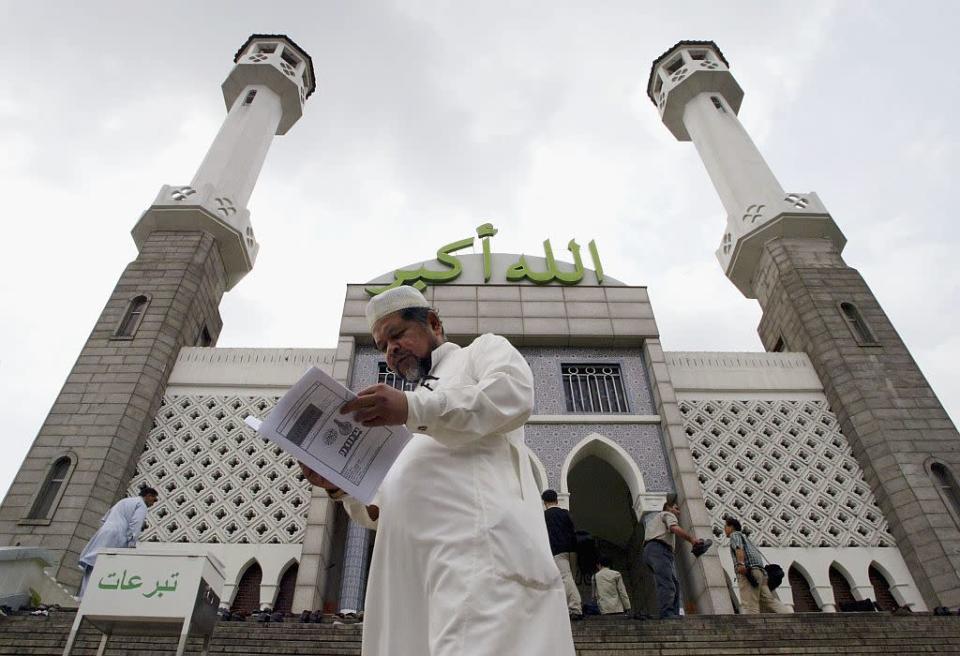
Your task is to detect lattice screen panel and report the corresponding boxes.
[680,399,893,548]
[130,395,310,544]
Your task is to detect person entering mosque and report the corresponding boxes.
[299,286,575,656]
[725,516,790,614]
[77,486,159,597]
[592,555,631,615]
[542,488,583,620]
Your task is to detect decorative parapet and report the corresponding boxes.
[168,347,337,394]
[666,351,824,395]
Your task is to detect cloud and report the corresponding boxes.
[1,1,958,500]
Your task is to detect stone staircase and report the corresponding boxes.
[2,610,959,655]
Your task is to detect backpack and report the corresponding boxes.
[764,563,784,591]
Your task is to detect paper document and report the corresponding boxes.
[244,367,411,504]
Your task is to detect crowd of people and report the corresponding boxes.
[539,490,794,620]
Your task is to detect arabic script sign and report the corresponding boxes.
[80,551,223,621]
[365,223,605,296]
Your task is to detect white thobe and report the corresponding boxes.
[342,334,575,656]
[78,497,148,569]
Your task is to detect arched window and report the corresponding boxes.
[829,566,856,611]
[930,462,960,525]
[839,302,878,345]
[231,561,263,614]
[25,456,73,521]
[274,563,299,614]
[788,565,821,612]
[868,565,899,612]
[114,295,150,338]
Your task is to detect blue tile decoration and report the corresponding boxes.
[353,345,655,416]
[524,423,673,493]
[352,343,673,495]
[338,520,372,612]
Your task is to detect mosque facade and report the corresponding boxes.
[0,36,956,617]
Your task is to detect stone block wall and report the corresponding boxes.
[753,236,960,607]
[0,230,227,587]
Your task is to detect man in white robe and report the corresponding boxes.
[301,286,575,656]
[77,487,158,597]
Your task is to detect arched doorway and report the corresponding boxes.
[274,562,299,614]
[829,565,856,611]
[869,564,899,611]
[561,434,651,614]
[231,561,263,614]
[788,565,820,613]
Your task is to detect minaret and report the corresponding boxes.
[0,35,314,588]
[133,34,316,289]
[650,40,960,607]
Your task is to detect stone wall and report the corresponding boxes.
[0,231,227,587]
[753,236,960,607]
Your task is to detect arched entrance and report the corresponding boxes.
[560,434,654,615]
[274,562,299,614]
[231,560,263,614]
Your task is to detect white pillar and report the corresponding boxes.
[191,84,284,210]
[681,91,784,217]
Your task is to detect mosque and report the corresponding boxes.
[1,35,957,618]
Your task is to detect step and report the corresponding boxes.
[0,610,958,655]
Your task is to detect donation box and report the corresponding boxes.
[63,548,225,656]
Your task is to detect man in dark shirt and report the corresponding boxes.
[542,489,583,619]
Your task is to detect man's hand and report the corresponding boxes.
[299,462,339,490]
[340,384,409,427]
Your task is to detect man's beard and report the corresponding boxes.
[394,336,440,383]
[396,352,433,383]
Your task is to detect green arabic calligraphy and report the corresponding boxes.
[364,224,604,296]
[365,236,475,296]
[98,570,179,598]
[476,222,498,283]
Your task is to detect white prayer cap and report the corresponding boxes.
[365,286,432,331]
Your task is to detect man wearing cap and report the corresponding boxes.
[642,495,709,619]
[300,286,575,656]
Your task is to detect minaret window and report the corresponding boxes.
[689,50,708,61]
[280,48,301,70]
[197,326,213,347]
[23,456,74,522]
[930,462,960,526]
[665,56,684,75]
[243,90,257,106]
[114,294,150,339]
[839,302,878,346]
[711,96,726,113]
[255,43,278,54]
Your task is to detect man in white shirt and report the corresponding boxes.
[77,487,158,596]
[300,286,575,656]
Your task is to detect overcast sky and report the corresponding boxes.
[1,1,958,498]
